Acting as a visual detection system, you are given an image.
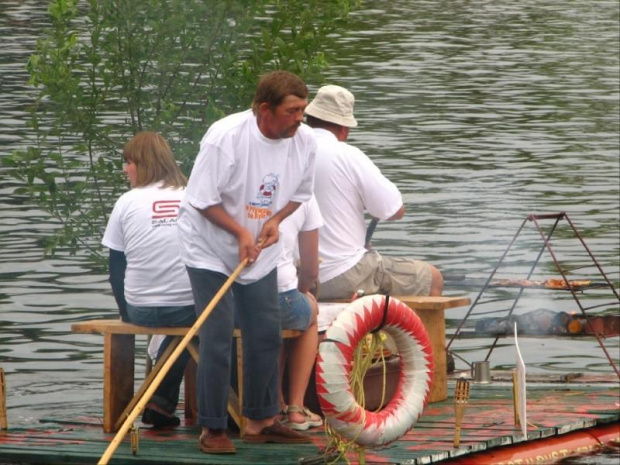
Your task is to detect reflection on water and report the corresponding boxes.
[0,0,618,440]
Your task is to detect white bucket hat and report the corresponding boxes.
[305,85,358,128]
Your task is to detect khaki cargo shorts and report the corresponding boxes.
[319,251,432,300]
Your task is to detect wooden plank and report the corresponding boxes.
[113,338,181,432]
[103,333,135,434]
[232,328,302,339]
[0,368,7,430]
[407,297,470,402]
[414,306,447,402]
[328,295,471,311]
[393,295,471,311]
[183,357,197,420]
[72,320,303,338]
[183,339,199,421]
[72,319,189,336]
[186,340,199,362]
[227,389,243,433]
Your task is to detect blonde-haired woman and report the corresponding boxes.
[102,132,195,428]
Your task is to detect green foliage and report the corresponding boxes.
[3,0,355,266]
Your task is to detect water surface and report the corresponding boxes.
[0,1,618,451]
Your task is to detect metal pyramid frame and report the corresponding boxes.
[446,212,619,378]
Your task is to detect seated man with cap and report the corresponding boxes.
[304,85,444,300]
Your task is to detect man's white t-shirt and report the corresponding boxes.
[277,196,323,293]
[102,182,194,307]
[178,109,316,284]
[312,128,403,282]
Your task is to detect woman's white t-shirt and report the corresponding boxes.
[102,182,194,307]
[277,196,323,293]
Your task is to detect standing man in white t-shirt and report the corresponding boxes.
[305,85,444,300]
[178,71,316,454]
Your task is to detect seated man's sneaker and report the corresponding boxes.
[142,404,180,428]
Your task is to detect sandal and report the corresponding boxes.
[284,405,323,431]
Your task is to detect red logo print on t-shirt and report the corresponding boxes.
[152,200,181,219]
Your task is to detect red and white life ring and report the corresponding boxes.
[316,294,433,446]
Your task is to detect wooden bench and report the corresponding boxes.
[326,295,471,403]
[72,295,468,431]
[71,319,300,434]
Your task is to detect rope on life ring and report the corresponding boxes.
[316,294,434,447]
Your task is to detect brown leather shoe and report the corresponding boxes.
[198,430,236,454]
[243,420,313,444]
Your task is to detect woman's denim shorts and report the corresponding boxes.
[279,289,312,331]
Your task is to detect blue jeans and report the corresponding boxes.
[186,266,281,429]
[126,303,196,414]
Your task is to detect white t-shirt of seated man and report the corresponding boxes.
[312,128,403,283]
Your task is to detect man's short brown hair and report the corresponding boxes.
[252,70,308,114]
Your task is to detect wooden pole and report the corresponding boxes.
[512,369,520,427]
[98,259,248,465]
[0,368,7,430]
[453,378,470,448]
